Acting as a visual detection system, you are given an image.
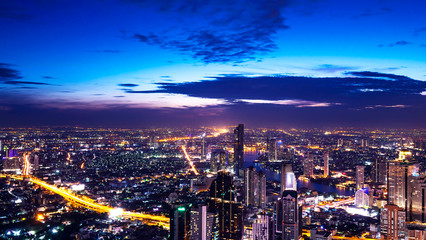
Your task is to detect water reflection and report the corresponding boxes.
[244,151,354,196]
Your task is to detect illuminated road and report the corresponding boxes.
[0,174,169,229]
[181,145,199,175]
[23,153,30,176]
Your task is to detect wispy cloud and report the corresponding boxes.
[130,0,289,64]
[118,83,139,87]
[378,40,412,47]
[0,63,22,80]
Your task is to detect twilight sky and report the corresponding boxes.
[0,0,425,128]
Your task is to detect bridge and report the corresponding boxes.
[0,173,170,229]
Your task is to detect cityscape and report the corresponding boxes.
[1,0,426,240]
[1,126,425,239]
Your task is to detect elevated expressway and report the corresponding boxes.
[0,174,169,229]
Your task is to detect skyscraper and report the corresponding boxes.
[234,124,244,178]
[252,214,270,240]
[323,152,329,177]
[304,154,314,178]
[171,204,191,240]
[267,138,277,161]
[356,165,365,190]
[244,167,266,208]
[209,172,243,240]
[408,174,426,223]
[282,190,299,240]
[190,205,215,240]
[276,165,300,240]
[387,155,418,211]
[372,156,387,184]
[380,204,407,240]
[281,163,297,193]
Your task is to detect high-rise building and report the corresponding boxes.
[282,190,300,240]
[211,149,227,172]
[304,154,314,178]
[267,138,277,161]
[388,154,418,211]
[361,139,369,148]
[234,124,244,177]
[281,163,297,193]
[337,138,344,147]
[323,152,329,177]
[380,204,407,240]
[190,205,215,240]
[372,156,387,184]
[252,214,270,240]
[408,174,426,223]
[171,204,191,240]
[244,167,266,208]
[209,172,243,240]
[276,166,300,240]
[356,165,365,190]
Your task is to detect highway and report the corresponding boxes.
[0,174,170,229]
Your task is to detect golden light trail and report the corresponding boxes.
[23,153,30,176]
[0,174,170,228]
[80,162,84,169]
[181,145,199,175]
[67,153,71,161]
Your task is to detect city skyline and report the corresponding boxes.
[1,0,426,128]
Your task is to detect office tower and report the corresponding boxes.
[372,156,387,184]
[282,190,299,240]
[244,167,266,208]
[356,165,365,190]
[380,204,407,240]
[388,153,418,210]
[202,133,206,161]
[244,167,258,206]
[211,152,218,172]
[211,149,226,172]
[276,166,299,240]
[252,214,269,240]
[190,205,214,240]
[267,138,277,161]
[408,174,426,223]
[337,138,344,147]
[171,204,191,240]
[209,172,243,240]
[361,139,368,148]
[304,154,314,178]
[234,124,244,177]
[323,152,329,177]
[281,164,297,193]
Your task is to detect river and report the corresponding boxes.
[244,150,354,196]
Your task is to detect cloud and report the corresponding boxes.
[42,76,55,79]
[379,40,412,47]
[0,63,22,80]
[414,27,426,36]
[118,83,139,87]
[123,73,426,110]
[345,71,413,81]
[130,0,289,63]
[313,64,358,73]
[236,99,338,107]
[2,80,53,85]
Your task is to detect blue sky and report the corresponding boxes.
[0,0,425,128]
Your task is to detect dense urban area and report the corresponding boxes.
[1,126,425,240]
